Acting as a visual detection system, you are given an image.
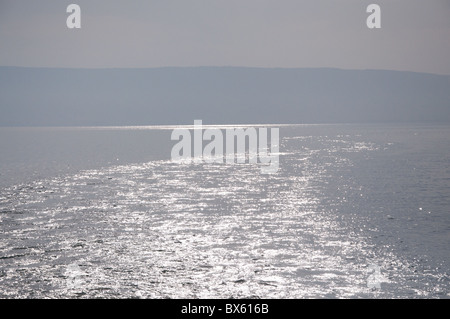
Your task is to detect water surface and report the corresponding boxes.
[0,124,449,298]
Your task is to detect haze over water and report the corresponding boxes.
[0,124,449,298]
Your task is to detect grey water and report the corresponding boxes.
[0,124,449,298]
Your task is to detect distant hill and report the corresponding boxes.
[0,66,449,126]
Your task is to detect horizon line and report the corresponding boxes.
[1,65,449,77]
[1,122,449,130]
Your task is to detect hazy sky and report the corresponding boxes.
[1,0,449,74]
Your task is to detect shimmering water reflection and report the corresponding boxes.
[0,125,449,298]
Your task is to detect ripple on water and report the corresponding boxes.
[0,133,449,298]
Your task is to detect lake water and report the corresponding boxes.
[0,124,449,298]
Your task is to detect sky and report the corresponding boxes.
[0,0,450,75]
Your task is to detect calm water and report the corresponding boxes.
[0,124,449,298]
